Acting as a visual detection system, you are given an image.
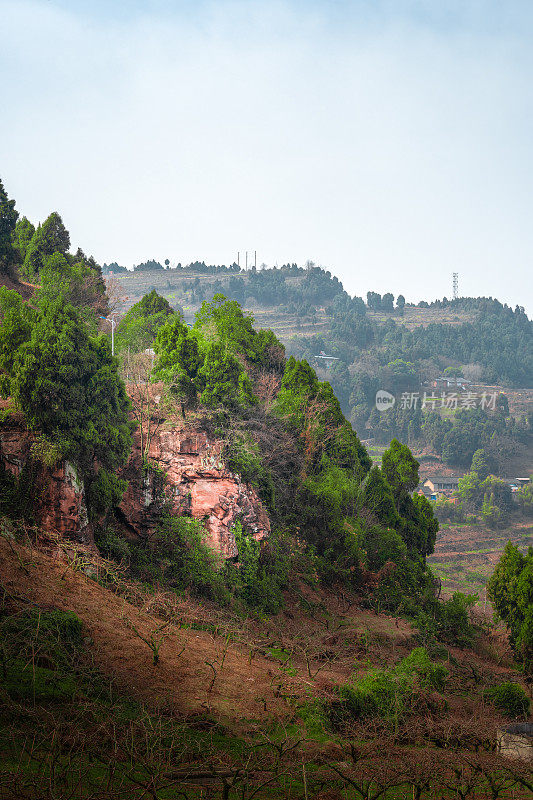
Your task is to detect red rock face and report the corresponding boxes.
[0,412,270,558]
[118,427,270,558]
[0,412,91,544]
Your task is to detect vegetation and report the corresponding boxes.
[488,542,533,672]
[485,682,530,718]
[0,174,531,795]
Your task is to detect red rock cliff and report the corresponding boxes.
[0,411,90,543]
[118,427,270,558]
[0,412,270,557]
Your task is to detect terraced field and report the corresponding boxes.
[428,520,533,601]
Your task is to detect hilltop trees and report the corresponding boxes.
[22,212,70,279]
[12,216,35,262]
[153,316,203,416]
[0,178,19,278]
[198,343,256,409]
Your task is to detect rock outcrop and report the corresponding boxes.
[118,427,270,558]
[0,410,270,558]
[0,410,90,543]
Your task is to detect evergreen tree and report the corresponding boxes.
[0,178,19,277]
[0,290,133,505]
[198,342,256,409]
[471,448,490,479]
[154,316,203,416]
[488,542,533,670]
[12,216,35,262]
[22,212,70,279]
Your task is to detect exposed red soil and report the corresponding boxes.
[0,274,35,299]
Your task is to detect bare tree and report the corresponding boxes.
[121,351,165,464]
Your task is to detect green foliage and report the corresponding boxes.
[194,293,284,369]
[357,522,408,572]
[116,290,175,353]
[128,515,229,603]
[471,448,491,479]
[335,647,447,726]
[85,469,128,521]
[96,526,132,562]
[225,523,289,612]
[0,609,84,701]
[416,592,478,648]
[481,492,503,529]
[517,479,533,516]
[357,466,400,527]
[0,286,36,393]
[12,215,35,262]
[22,212,70,279]
[457,470,481,504]
[485,681,530,718]
[488,542,533,671]
[198,342,256,409]
[224,431,275,506]
[153,315,202,413]
[0,461,37,521]
[0,178,19,277]
[0,291,133,512]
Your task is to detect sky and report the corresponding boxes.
[1,0,533,310]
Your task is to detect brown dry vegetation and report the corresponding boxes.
[1,530,532,799]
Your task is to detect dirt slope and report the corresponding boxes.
[0,537,284,721]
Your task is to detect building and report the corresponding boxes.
[422,476,461,495]
[431,376,471,392]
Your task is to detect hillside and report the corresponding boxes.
[2,531,532,799]
[1,185,532,798]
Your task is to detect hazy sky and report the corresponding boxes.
[2,0,533,309]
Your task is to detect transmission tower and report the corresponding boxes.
[452,272,459,300]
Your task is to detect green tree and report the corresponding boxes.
[457,470,481,504]
[0,178,19,277]
[198,342,256,409]
[481,492,502,529]
[357,466,400,527]
[12,216,35,262]
[0,291,133,509]
[116,290,174,353]
[471,448,490,479]
[22,212,70,279]
[153,316,203,416]
[488,543,533,671]
[381,438,420,502]
[517,479,533,516]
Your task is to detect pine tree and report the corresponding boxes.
[0,178,19,277]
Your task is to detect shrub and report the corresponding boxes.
[129,514,229,603]
[485,682,530,718]
[334,647,447,727]
[417,592,477,648]
[225,523,289,612]
[96,526,132,562]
